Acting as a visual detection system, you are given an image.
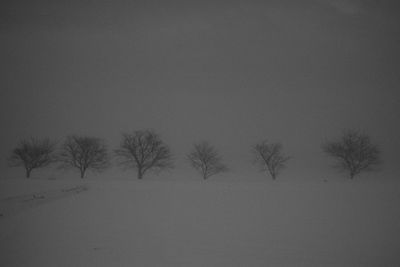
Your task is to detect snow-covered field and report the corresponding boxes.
[1,177,399,267]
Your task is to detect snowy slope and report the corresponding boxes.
[0,178,399,267]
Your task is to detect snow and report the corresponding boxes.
[1,177,400,266]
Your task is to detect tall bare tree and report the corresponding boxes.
[322,130,381,179]
[187,141,228,179]
[58,135,109,178]
[8,137,56,178]
[115,130,173,179]
[253,140,290,180]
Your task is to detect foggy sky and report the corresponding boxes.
[1,0,400,179]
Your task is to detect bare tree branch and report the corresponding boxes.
[8,137,56,178]
[187,141,228,179]
[114,130,173,179]
[322,130,381,179]
[58,135,110,178]
[253,140,290,180]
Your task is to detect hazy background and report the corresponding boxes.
[1,0,399,180]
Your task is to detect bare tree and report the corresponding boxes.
[187,141,228,179]
[115,130,173,179]
[58,135,109,178]
[322,130,381,179]
[8,137,56,178]
[253,140,290,180]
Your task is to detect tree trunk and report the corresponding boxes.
[349,169,355,179]
[26,168,31,178]
[137,169,143,179]
[268,168,276,180]
[80,169,85,179]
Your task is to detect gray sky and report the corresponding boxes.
[1,0,399,179]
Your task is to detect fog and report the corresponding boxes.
[1,0,399,178]
[1,2,400,266]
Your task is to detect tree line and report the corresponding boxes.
[8,129,381,180]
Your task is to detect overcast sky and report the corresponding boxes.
[1,0,399,179]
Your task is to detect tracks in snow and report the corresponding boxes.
[0,185,89,218]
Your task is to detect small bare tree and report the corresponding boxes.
[253,141,290,180]
[58,135,109,178]
[187,141,228,179]
[115,130,173,179]
[322,130,381,179]
[8,137,56,178]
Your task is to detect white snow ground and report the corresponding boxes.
[0,177,399,267]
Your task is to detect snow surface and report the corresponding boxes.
[1,177,399,267]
